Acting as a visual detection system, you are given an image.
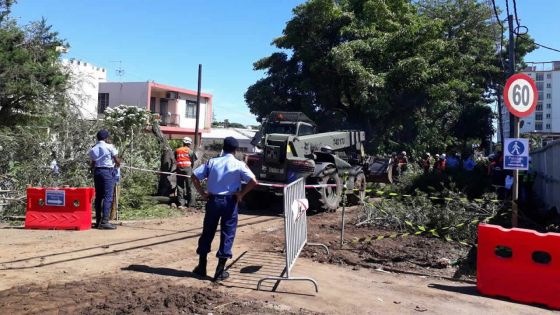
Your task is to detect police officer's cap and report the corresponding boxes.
[223,136,239,151]
[97,129,110,140]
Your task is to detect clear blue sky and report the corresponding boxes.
[12,0,560,126]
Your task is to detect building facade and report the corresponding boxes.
[500,61,560,139]
[62,59,107,120]
[98,81,212,140]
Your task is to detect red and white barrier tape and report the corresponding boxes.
[120,165,191,178]
[121,165,337,189]
[257,182,338,189]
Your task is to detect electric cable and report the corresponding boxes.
[490,0,506,71]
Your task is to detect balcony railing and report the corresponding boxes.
[159,113,180,127]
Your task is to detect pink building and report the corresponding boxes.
[98,81,212,141]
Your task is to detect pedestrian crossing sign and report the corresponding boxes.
[504,138,529,170]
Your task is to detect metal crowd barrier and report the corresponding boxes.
[257,178,329,292]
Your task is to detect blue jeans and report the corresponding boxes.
[196,195,238,259]
[94,168,115,224]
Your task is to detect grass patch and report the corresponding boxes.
[118,204,184,221]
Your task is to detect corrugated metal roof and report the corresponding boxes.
[202,128,256,140]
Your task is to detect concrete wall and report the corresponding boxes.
[551,71,560,132]
[62,59,107,120]
[98,82,150,110]
[531,140,560,213]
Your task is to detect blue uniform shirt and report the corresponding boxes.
[193,154,255,195]
[89,141,118,168]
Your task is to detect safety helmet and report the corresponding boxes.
[401,151,407,156]
[183,136,193,144]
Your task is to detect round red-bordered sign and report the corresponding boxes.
[503,73,538,118]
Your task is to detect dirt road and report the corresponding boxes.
[0,210,551,314]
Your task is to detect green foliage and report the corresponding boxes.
[0,7,69,127]
[360,162,503,245]
[118,168,157,212]
[118,204,184,221]
[360,189,500,245]
[103,105,153,154]
[102,106,161,212]
[245,0,535,154]
[393,162,494,199]
[212,119,246,129]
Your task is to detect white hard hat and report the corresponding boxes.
[441,153,446,159]
[183,136,192,144]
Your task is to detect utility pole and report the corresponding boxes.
[507,14,520,227]
[194,64,202,152]
[508,15,516,138]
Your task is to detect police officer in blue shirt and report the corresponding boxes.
[89,130,120,230]
[191,137,258,281]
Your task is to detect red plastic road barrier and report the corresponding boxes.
[25,187,95,231]
[477,223,560,309]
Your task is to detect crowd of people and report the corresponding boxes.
[391,151,480,176]
[392,149,536,204]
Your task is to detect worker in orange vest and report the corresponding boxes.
[175,137,195,208]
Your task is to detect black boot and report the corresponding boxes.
[99,220,116,230]
[193,255,207,277]
[213,258,229,282]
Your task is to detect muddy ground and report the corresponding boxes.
[258,207,472,280]
[0,207,550,314]
[0,277,318,315]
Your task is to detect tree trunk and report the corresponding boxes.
[150,120,175,196]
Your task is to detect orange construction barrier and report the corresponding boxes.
[477,223,560,310]
[25,187,95,231]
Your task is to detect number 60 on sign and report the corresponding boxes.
[503,73,538,118]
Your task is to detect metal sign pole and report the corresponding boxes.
[512,118,520,227]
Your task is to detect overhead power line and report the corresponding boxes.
[534,42,560,53]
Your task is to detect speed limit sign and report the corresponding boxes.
[503,73,538,118]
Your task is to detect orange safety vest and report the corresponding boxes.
[176,146,192,168]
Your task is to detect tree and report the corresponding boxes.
[0,0,68,127]
[245,0,534,154]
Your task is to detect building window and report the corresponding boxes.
[98,93,109,114]
[539,92,543,100]
[535,113,543,120]
[546,113,551,119]
[546,123,551,129]
[547,83,552,88]
[186,101,196,118]
[536,103,543,111]
[547,103,552,109]
[536,73,544,81]
[537,82,544,90]
[150,97,156,113]
[535,122,543,130]
[547,73,552,79]
[547,93,552,99]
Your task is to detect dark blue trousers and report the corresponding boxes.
[94,168,115,224]
[196,195,238,259]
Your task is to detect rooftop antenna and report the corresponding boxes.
[110,60,125,80]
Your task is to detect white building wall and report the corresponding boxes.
[177,95,207,130]
[98,82,150,110]
[62,59,106,120]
